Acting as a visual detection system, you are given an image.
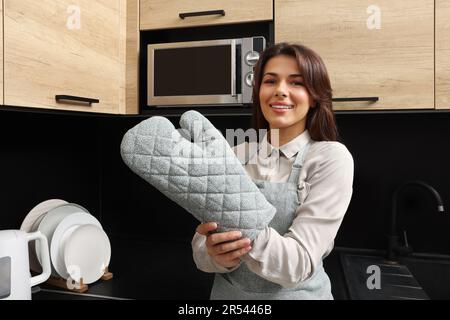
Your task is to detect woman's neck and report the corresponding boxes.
[268,123,306,147]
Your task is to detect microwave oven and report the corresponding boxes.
[147,37,266,107]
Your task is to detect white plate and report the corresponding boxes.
[64,224,111,284]
[20,199,68,272]
[50,212,102,279]
[35,203,89,275]
[20,199,68,232]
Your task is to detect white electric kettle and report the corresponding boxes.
[0,230,51,300]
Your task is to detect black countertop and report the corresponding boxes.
[33,237,349,300]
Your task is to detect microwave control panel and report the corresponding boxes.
[241,37,266,104]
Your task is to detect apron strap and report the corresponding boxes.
[287,142,311,183]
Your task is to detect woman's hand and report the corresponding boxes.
[196,222,252,269]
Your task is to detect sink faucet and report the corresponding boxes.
[386,180,445,262]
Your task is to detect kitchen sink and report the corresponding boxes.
[341,253,428,299]
[341,253,450,300]
[399,256,450,300]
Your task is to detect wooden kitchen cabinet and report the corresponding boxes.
[3,0,139,114]
[436,0,450,109]
[140,0,273,30]
[275,0,434,110]
[0,0,3,105]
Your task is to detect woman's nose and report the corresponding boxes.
[275,91,288,97]
[275,88,288,98]
[274,81,288,97]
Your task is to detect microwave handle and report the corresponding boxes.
[231,40,237,97]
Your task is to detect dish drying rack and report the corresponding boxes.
[39,268,113,293]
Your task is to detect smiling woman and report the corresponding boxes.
[192,43,354,300]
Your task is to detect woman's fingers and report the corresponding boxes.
[226,246,252,260]
[206,230,242,246]
[196,225,252,268]
[214,238,252,255]
[196,222,217,235]
[215,246,252,267]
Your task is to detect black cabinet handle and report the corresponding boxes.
[55,95,99,105]
[332,97,379,102]
[179,10,225,19]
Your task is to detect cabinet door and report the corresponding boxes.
[4,0,124,114]
[276,0,434,110]
[140,0,273,30]
[0,1,3,105]
[436,0,450,109]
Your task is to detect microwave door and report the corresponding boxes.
[148,39,242,106]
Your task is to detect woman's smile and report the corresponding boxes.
[269,102,294,112]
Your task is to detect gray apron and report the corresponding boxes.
[210,142,333,300]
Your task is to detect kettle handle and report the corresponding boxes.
[27,231,51,287]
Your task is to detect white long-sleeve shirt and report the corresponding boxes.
[191,130,354,288]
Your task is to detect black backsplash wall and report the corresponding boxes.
[0,110,101,230]
[99,111,450,255]
[1,109,450,255]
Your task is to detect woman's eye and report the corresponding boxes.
[263,79,276,84]
[292,81,304,86]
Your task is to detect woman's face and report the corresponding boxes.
[259,55,313,134]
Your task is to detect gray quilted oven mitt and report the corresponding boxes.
[120,110,276,240]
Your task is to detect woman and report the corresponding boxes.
[191,43,354,299]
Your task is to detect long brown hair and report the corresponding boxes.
[251,42,338,141]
